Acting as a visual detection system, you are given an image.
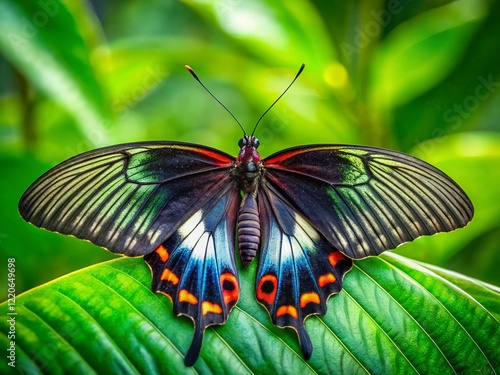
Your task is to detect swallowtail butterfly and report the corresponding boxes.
[19,64,473,365]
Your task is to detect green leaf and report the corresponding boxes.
[184,0,334,68]
[0,0,110,146]
[370,0,487,109]
[1,254,498,374]
[419,262,500,321]
[392,1,500,150]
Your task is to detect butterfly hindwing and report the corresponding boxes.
[144,185,241,366]
[263,145,474,259]
[256,182,353,358]
[18,141,235,256]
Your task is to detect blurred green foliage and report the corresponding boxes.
[0,0,499,303]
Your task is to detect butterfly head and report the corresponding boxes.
[238,135,260,149]
[237,135,261,164]
[236,135,262,190]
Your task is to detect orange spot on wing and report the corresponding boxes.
[318,273,336,287]
[155,244,169,262]
[220,272,239,305]
[257,274,277,305]
[328,252,345,267]
[276,305,298,319]
[160,269,179,285]
[179,289,198,304]
[202,301,223,315]
[300,292,321,308]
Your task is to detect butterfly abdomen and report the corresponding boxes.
[238,194,260,266]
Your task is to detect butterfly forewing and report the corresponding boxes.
[263,145,474,259]
[18,142,235,256]
[256,181,353,358]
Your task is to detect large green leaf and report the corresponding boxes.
[0,0,110,146]
[1,253,498,374]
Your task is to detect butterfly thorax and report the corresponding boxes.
[234,135,262,194]
[234,135,262,265]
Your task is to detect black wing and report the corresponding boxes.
[263,145,473,259]
[19,141,236,256]
[256,180,353,358]
[145,185,241,365]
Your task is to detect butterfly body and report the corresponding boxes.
[233,135,263,265]
[237,193,260,265]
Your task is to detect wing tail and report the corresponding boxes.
[145,187,240,365]
[256,184,353,358]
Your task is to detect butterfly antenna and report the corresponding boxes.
[185,65,246,136]
[251,63,305,136]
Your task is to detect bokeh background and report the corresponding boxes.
[1,0,499,301]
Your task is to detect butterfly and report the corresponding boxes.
[18,64,474,366]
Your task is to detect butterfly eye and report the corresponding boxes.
[238,138,247,148]
[253,138,260,148]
